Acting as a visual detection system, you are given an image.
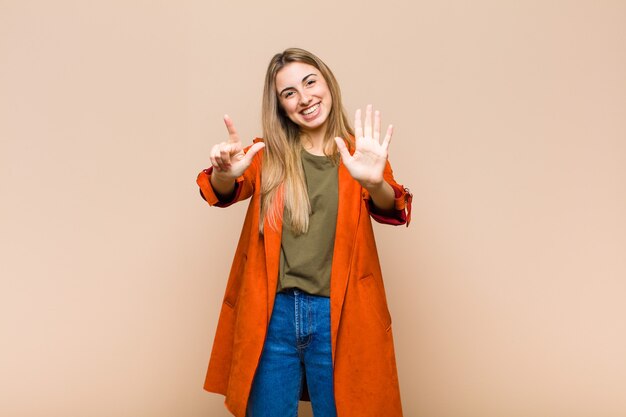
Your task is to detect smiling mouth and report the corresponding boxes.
[301,103,320,115]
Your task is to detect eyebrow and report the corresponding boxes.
[278,73,317,96]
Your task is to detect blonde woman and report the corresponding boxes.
[197,48,411,417]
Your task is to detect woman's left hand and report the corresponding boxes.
[335,104,393,189]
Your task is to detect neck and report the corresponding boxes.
[300,127,327,156]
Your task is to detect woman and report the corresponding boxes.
[197,48,411,417]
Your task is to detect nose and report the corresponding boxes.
[299,93,312,106]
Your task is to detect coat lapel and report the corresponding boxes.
[263,198,283,323]
[330,161,362,362]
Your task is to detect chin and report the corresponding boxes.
[303,113,329,130]
[301,121,326,132]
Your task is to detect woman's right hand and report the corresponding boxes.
[210,115,265,181]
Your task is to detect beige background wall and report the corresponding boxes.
[1,1,625,416]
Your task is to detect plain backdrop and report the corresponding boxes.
[1,1,625,416]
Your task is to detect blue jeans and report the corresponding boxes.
[246,289,337,417]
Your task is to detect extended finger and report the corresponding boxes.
[364,104,372,139]
[223,114,241,144]
[382,124,393,150]
[334,137,352,162]
[354,109,363,139]
[373,110,381,143]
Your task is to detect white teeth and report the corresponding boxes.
[302,104,319,115]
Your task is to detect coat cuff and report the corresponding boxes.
[365,184,413,226]
[196,166,244,208]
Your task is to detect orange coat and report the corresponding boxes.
[196,138,412,417]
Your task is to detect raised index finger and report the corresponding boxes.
[223,114,241,144]
[354,108,363,139]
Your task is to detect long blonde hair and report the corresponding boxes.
[260,48,353,235]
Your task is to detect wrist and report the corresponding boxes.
[362,179,385,194]
[364,180,395,211]
[209,169,237,197]
[211,168,237,183]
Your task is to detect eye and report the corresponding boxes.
[306,79,316,86]
[283,91,295,99]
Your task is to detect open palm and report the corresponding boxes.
[335,105,393,189]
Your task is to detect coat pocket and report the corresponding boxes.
[359,273,392,332]
[223,254,247,308]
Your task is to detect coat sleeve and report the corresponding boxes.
[362,160,412,226]
[196,139,263,207]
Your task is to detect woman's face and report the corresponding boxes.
[275,62,332,133]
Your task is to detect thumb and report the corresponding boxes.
[334,137,351,161]
[242,142,266,165]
